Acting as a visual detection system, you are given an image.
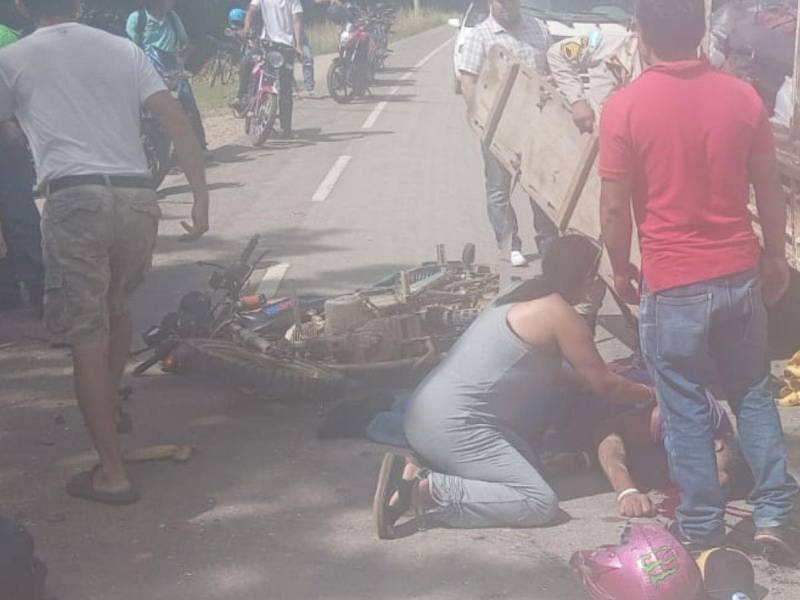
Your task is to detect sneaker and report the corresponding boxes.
[510,250,528,267]
[754,524,800,564]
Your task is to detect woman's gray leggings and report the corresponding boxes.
[409,424,559,529]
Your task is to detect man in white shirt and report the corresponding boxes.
[458,0,557,268]
[1,0,210,505]
[233,0,304,138]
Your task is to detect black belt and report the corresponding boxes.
[47,174,154,195]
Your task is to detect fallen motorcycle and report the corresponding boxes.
[134,239,499,399]
[133,235,343,402]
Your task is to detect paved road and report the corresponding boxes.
[2,26,800,600]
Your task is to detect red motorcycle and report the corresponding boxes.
[239,41,286,145]
[327,9,375,104]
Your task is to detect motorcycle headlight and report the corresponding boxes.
[267,51,285,69]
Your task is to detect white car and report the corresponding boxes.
[449,1,632,94]
[449,0,489,94]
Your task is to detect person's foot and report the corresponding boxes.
[666,520,720,555]
[388,459,434,512]
[298,89,316,99]
[510,250,529,267]
[66,465,138,506]
[280,130,297,140]
[229,98,246,117]
[755,524,800,564]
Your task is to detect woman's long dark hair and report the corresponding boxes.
[495,235,602,306]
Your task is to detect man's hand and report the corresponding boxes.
[613,263,641,305]
[179,201,209,242]
[761,254,791,307]
[238,28,249,42]
[618,492,656,518]
[571,100,595,134]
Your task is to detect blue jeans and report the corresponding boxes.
[640,269,798,544]
[482,144,557,255]
[301,33,315,92]
[0,146,43,296]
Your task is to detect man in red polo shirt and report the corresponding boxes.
[599,0,799,559]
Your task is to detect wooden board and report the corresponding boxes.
[472,45,640,290]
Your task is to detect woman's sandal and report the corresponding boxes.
[373,453,430,540]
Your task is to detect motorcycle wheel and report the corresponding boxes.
[327,58,354,104]
[175,339,345,402]
[250,94,278,147]
[141,118,172,189]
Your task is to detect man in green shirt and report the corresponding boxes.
[126,0,208,152]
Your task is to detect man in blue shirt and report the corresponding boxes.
[127,0,208,151]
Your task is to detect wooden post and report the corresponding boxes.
[703,0,714,57]
[791,0,800,137]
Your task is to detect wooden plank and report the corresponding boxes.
[468,44,516,139]
[557,135,599,231]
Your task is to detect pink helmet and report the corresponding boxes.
[570,524,702,600]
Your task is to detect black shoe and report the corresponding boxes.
[280,129,296,140]
[666,520,720,555]
[754,524,800,565]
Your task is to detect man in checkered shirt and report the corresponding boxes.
[458,0,556,268]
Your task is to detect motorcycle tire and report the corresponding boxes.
[175,339,345,401]
[250,94,278,147]
[327,58,354,104]
[141,119,172,189]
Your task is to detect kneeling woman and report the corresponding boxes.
[376,235,653,536]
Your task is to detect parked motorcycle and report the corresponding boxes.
[235,40,287,146]
[140,48,201,188]
[327,4,378,103]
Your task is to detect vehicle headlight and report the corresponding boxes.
[267,51,285,69]
[340,30,351,44]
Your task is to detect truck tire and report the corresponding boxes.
[175,339,344,401]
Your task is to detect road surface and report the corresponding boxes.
[1,26,800,600]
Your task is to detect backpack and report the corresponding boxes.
[133,8,180,48]
[0,515,46,600]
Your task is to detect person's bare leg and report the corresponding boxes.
[72,337,131,493]
[109,311,133,427]
[109,311,132,390]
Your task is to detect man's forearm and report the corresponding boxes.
[597,434,636,494]
[243,6,257,37]
[600,179,634,274]
[460,72,477,108]
[294,15,303,49]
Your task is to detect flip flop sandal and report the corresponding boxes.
[66,466,140,506]
[373,453,430,540]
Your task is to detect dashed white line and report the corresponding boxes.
[360,37,453,130]
[413,37,454,70]
[255,262,291,297]
[312,155,352,202]
[362,101,388,129]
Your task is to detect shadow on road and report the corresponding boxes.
[159,181,244,198]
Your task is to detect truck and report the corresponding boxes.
[468,0,800,354]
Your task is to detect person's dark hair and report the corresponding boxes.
[18,0,77,20]
[495,234,601,306]
[635,0,705,59]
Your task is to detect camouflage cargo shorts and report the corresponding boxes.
[42,184,160,343]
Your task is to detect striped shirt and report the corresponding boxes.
[457,14,550,76]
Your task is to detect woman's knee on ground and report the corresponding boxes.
[518,486,559,527]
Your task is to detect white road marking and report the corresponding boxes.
[312,155,352,202]
[360,37,453,130]
[413,37,454,70]
[256,262,291,297]
[362,101,388,129]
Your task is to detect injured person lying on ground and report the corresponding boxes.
[538,362,754,520]
[371,235,655,538]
